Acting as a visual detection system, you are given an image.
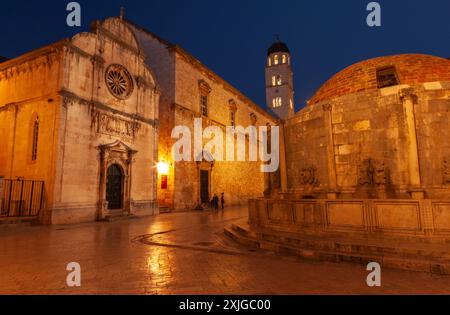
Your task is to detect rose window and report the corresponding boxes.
[105,64,134,99]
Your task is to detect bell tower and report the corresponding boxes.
[265,40,295,120]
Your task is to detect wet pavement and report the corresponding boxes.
[1,207,450,295]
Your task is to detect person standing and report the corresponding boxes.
[213,194,219,211]
[221,193,225,210]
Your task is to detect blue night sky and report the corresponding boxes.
[2,0,450,110]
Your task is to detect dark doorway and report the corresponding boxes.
[200,170,210,204]
[106,164,123,210]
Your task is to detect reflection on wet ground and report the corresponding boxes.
[1,207,450,294]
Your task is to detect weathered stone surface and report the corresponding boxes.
[129,22,277,211]
[0,18,159,224]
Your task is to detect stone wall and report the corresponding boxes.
[170,53,276,210]
[0,45,64,223]
[285,82,450,199]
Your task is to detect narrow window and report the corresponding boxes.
[282,55,287,64]
[274,55,279,65]
[268,57,272,67]
[230,111,236,128]
[200,94,209,117]
[290,99,293,110]
[377,66,399,88]
[198,80,211,117]
[271,76,276,86]
[31,117,39,161]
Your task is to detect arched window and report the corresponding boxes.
[228,99,237,128]
[282,55,287,64]
[274,55,279,65]
[31,117,39,161]
[268,57,272,67]
[272,76,276,86]
[276,75,282,85]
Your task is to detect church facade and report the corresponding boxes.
[0,18,160,224]
[0,16,278,224]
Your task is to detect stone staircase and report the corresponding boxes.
[103,211,136,222]
[0,217,40,228]
[159,206,172,214]
[225,222,450,275]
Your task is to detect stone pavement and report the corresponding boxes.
[1,207,450,295]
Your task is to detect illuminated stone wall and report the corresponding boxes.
[285,81,450,200]
[130,23,278,211]
[0,18,160,224]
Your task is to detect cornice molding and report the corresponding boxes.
[59,89,159,128]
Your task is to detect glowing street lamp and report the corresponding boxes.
[156,161,170,175]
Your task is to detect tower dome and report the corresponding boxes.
[268,41,290,56]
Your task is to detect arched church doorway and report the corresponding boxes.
[200,170,210,204]
[106,164,123,210]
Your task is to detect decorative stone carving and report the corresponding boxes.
[90,54,105,66]
[299,166,319,186]
[442,157,450,184]
[198,79,212,95]
[358,158,387,186]
[322,103,332,112]
[399,88,417,103]
[91,108,141,140]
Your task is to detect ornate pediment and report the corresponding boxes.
[98,140,137,155]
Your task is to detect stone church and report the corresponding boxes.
[124,20,277,211]
[0,16,278,224]
[0,18,160,224]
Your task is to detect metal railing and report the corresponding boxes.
[0,179,44,217]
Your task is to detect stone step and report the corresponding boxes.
[159,207,172,214]
[225,224,450,275]
[229,224,450,260]
[0,217,40,228]
[103,213,135,222]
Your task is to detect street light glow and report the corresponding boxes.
[157,161,170,175]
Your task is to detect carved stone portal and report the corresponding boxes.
[358,158,388,186]
[97,140,138,220]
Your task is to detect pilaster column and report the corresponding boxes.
[323,104,338,199]
[278,123,288,194]
[399,88,424,199]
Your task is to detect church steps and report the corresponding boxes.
[224,223,450,275]
[0,217,40,228]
